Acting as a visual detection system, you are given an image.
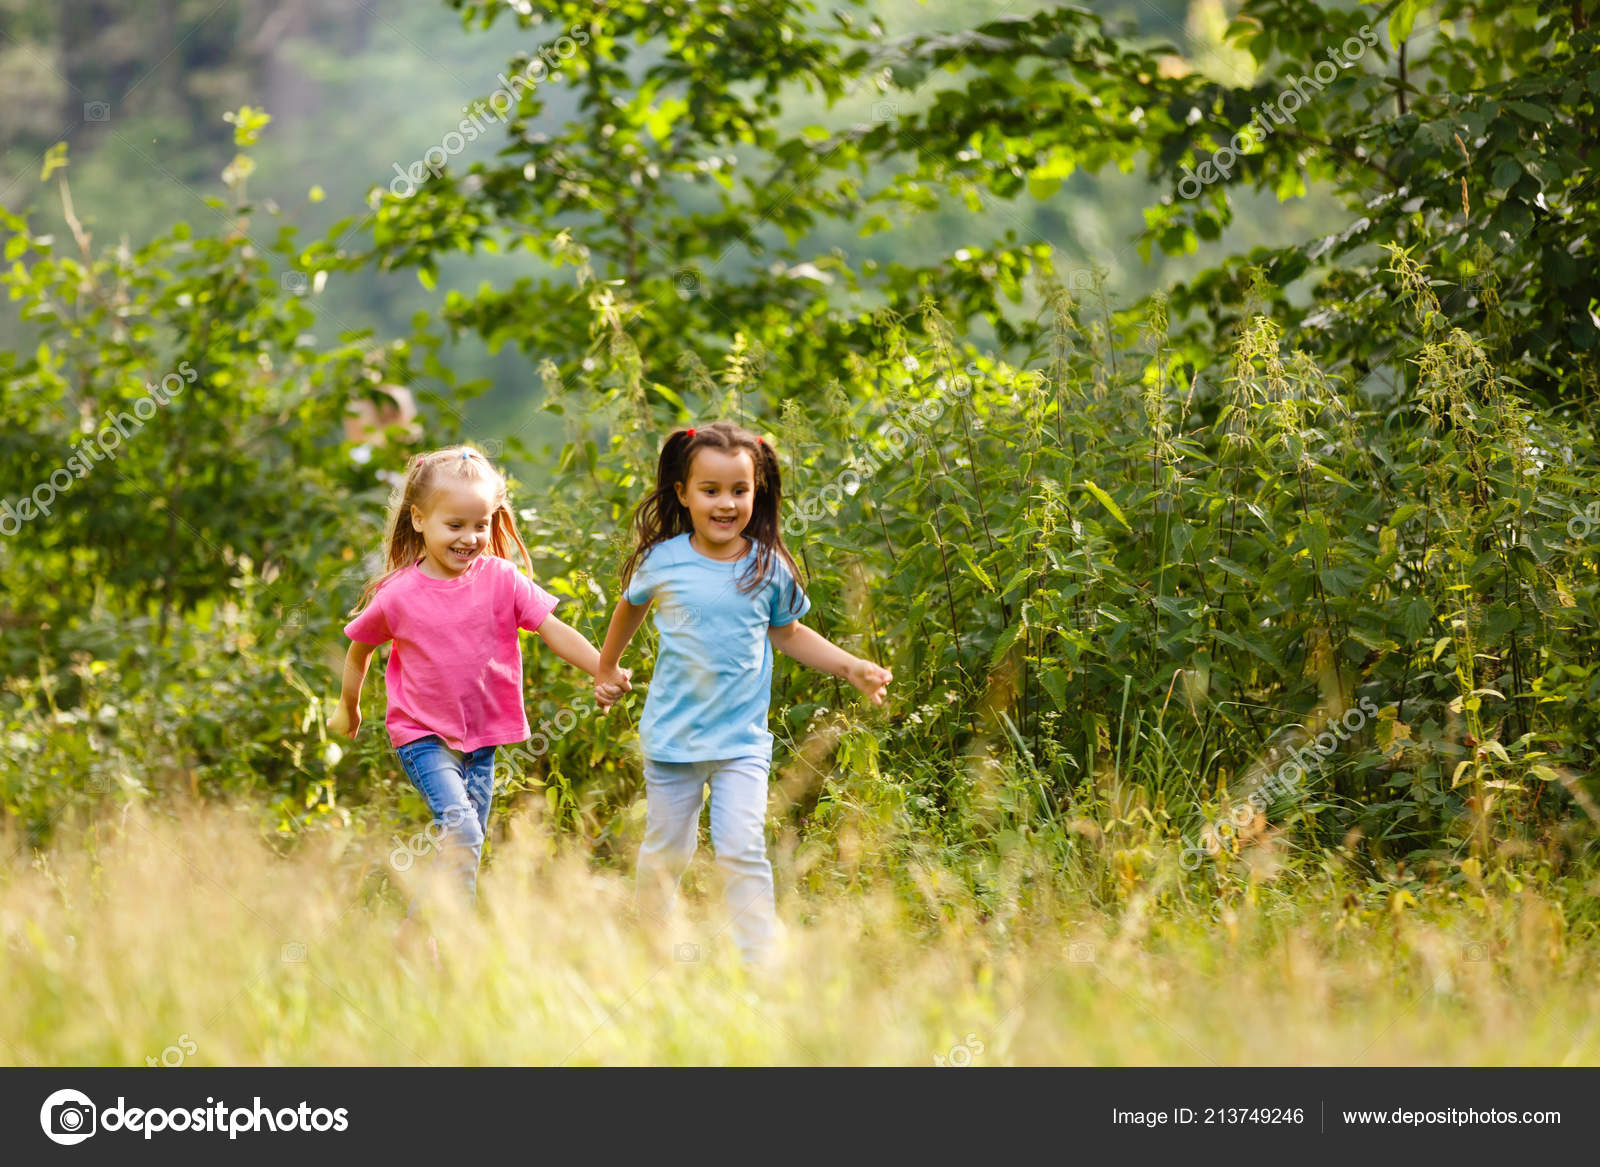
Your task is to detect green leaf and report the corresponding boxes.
[1389,0,1421,47]
[1026,175,1061,201]
[1210,556,1256,584]
[1504,101,1553,123]
[1082,480,1131,530]
[39,142,69,183]
[1390,504,1422,526]
[1401,597,1432,643]
[650,382,688,411]
[954,542,995,591]
[1210,628,1284,671]
[1491,157,1522,190]
[645,98,688,143]
[990,622,1023,669]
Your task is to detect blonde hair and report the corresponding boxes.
[351,444,532,613]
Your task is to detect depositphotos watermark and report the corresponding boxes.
[387,23,590,198]
[783,361,985,536]
[389,803,473,872]
[1177,25,1378,198]
[39,1088,348,1144]
[1565,500,1600,540]
[1180,694,1380,869]
[493,691,609,782]
[1,361,197,535]
[145,1033,197,1068]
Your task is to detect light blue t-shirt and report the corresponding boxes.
[624,532,811,763]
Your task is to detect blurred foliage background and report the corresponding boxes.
[3,0,1600,925]
[0,0,1339,457]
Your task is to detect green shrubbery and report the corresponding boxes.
[8,197,1600,912]
[5,0,1600,922]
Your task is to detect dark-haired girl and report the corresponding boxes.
[595,421,892,966]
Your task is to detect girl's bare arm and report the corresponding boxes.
[534,613,607,677]
[768,621,892,706]
[594,598,651,709]
[328,640,377,738]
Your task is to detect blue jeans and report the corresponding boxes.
[394,735,497,911]
[636,756,777,966]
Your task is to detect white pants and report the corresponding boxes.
[636,756,777,966]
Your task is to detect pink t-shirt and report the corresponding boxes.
[343,554,558,752]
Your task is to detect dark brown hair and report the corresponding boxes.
[621,421,803,609]
[351,444,532,614]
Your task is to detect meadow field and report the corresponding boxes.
[5,0,1600,1073]
[4,799,1597,1067]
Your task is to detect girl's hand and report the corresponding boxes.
[845,657,893,706]
[594,665,633,712]
[327,702,360,739]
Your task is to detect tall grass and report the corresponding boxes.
[4,802,1599,1066]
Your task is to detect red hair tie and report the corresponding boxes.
[686,427,696,437]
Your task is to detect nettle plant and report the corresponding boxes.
[322,0,1599,884]
[508,235,1600,898]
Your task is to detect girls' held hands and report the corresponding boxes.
[327,702,360,739]
[595,665,633,711]
[845,657,893,706]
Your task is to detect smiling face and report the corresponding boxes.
[411,479,499,578]
[674,445,756,558]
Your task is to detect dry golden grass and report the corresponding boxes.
[3,803,1597,1066]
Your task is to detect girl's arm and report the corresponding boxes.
[328,640,377,738]
[533,613,619,682]
[768,621,893,706]
[594,598,651,711]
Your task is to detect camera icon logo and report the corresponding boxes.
[281,941,307,963]
[281,271,309,293]
[1067,941,1096,964]
[661,604,702,631]
[39,1088,97,1145]
[83,102,111,122]
[933,1033,984,1067]
[1066,268,1098,293]
[673,942,700,962]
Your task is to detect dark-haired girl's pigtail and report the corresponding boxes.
[741,435,805,612]
[621,428,698,592]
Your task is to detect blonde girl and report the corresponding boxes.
[329,445,628,922]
